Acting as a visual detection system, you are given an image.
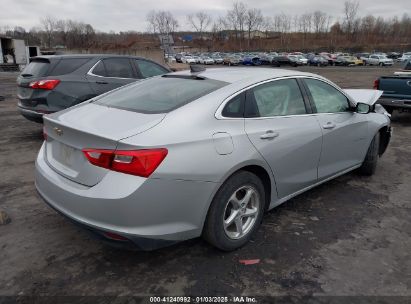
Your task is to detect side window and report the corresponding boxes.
[91,61,106,77]
[222,93,244,118]
[135,60,168,78]
[49,58,90,76]
[103,58,134,78]
[304,79,350,113]
[246,79,307,117]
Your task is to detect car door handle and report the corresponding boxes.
[95,81,108,84]
[323,122,336,129]
[260,131,279,139]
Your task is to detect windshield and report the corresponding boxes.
[94,76,228,114]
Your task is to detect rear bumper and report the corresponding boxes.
[35,143,218,250]
[17,105,48,123]
[378,98,411,110]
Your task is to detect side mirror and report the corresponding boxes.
[356,102,371,114]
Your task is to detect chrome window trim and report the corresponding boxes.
[215,75,355,120]
[87,59,136,80]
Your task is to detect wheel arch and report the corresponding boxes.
[378,125,391,156]
[200,161,277,234]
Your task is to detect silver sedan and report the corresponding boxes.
[35,68,391,251]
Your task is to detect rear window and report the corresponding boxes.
[94,76,227,114]
[48,58,90,76]
[21,61,49,77]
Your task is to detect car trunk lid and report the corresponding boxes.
[43,103,165,186]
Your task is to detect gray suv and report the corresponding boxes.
[17,54,170,123]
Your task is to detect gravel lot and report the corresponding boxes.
[0,66,410,301]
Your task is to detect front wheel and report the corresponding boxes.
[203,171,265,251]
[358,133,380,176]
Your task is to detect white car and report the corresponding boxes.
[182,56,197,64]
[212,56,224,64]
[398,53,411,62]
[295,55,308,65]
[366,55,393,66]
[200,57,215,65]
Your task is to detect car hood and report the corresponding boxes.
[344,89,383,106]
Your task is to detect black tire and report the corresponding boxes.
[359,133,380,176]
[203,171,265,251]
[379,62,383,67]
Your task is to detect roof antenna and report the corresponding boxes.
[190,64,206,73]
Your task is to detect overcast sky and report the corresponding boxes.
[1,0,410,32]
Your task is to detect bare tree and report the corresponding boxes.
[312,11,328,35]
[298,13,312,48]
[276,13,292,49]
[41,16,57,48]
[146,10,179,35]
[262,16,273,38]
[245,8,264,48]
[226,2,247,48]
[187,12,212,39]
[343,0,360,39]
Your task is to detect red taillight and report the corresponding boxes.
[82,148,168,178]
[29,79,60,90]
[373,79,379,90]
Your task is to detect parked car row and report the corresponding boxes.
[172,51,408,68]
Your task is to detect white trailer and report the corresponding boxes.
[0,37,32,69]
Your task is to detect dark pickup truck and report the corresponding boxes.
[374,60,411,114]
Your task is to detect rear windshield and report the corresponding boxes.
[48,58,90,76]
[94,76,227,114]
[21,61,49,77]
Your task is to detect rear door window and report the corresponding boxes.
[246,79,307,117]
[48,58,90,76]
[135,60,168,78]
[103,58,135,78]
[94,76,227,113]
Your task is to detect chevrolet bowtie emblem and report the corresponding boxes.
[53,127,63,136]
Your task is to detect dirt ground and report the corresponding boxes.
[0,66,410,301]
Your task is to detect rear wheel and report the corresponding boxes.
[203,171,265,251]
[379,62,384,67]
[359,133,380,176]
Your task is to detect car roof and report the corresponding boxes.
[168,68,321,84]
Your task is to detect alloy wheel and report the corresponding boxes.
[223,185,260,240]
